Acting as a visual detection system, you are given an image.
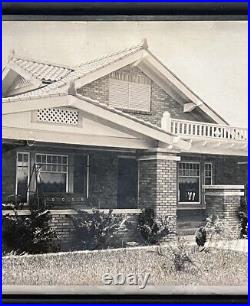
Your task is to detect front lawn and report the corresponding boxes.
[2,245,247,287]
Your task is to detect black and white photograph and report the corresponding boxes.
[2,19,248,298]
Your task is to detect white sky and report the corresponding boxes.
[2,21,248,127]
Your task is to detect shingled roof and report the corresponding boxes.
[3,41,145,102]
[8,55,73,83]
[3,40,228,125]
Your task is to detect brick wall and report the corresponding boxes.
[77,65,214,128]
[214,156,248,185]
[50,213,74,250]
[138,157,178,238]
[205,187,243,238]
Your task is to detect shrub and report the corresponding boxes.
[69,209,123,250]
[156,239,197,272]
[137,208,175,245]
[204,215,241,241]
[2,209,58,255]
[239,183,248,238]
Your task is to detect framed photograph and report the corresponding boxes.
[2,2,248,304]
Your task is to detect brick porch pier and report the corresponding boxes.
[138,152,180,238]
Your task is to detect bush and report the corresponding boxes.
[69,209,123,250]
[204,214,241,241]
[239,183,248,238]
[2,209,58,255]
[155,239,197,272]
[137,208,175,245]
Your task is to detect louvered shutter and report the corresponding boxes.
[109,78,151,112]
[109,78,129,109]
[129,82,151,112]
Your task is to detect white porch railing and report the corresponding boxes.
[171,119,248,142]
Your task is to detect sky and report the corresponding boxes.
[2,21,248,128]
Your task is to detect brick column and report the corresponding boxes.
[204,185,244,237]
[138,152,180,238]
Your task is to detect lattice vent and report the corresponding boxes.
[37,108,79,125]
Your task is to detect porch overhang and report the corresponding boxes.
[2,93,190,151]
[182,138,248,156]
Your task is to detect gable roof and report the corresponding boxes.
[5,53,73,83]
[2,40,228,125]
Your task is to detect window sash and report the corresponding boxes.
[178,162,201,204]
[36,153,68,173]
[16,152,30,202]
[35,153,69,192]
[204,162,213,185]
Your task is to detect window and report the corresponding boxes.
[109,78,151,112]
[35,154,68,193]
[16,152,30,202]
[204,163,213,185]
[178,162,200,203]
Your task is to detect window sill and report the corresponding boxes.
[177,204,206,210]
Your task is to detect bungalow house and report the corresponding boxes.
[2,39,247,240]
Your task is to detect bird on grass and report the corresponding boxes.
[195,226,207,252]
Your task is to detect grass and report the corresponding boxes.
[2,245,247,287]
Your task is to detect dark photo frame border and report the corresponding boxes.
[1,2,248,304]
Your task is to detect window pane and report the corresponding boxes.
[179,177,200,202]
[37,173,66,193]
[42,155,46,164]
[16,153,29,202]
[18,153,23,162]
[205,177,212,185]
[36,155,41,163]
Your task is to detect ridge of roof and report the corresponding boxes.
[75,40,146,68]
[9,53,73,70]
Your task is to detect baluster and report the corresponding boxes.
[176,122,180,134]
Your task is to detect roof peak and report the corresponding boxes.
[76,39,148,68]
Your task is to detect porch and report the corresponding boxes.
[2,141,247,238]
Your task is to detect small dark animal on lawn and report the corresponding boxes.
[195,226,207,251]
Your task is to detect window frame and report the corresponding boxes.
[15,152,30,202]
[204,162,213,185]
[178,161,201,204]
[35,153,69,193]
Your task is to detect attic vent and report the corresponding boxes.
[37,108,79,126]
[109,78,151,112]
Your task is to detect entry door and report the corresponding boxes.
[117,158,138,208]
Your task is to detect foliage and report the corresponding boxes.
[156,239,197,272]
[69,209,123,250]
[137,208,175,245]
[2,195,26,210]
[204,214,241,241]
[239,183,248,238]
[2,209,58,255]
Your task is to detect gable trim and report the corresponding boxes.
[2,93,190,151]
